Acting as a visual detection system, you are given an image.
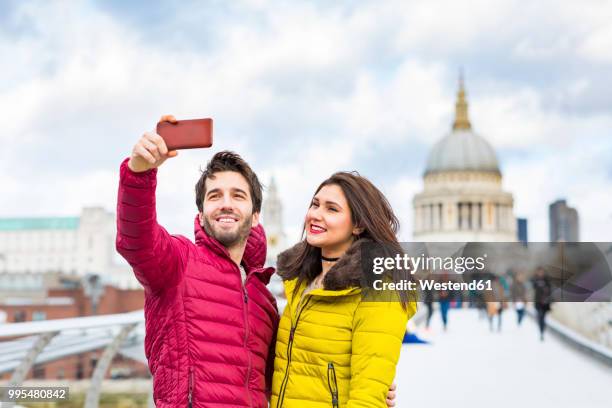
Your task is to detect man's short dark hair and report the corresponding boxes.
[195,151,263,213]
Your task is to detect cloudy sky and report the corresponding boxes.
[1,0,611,245]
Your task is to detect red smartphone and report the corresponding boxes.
[157,118,213,150]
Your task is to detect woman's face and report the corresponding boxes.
[305,184,357,256]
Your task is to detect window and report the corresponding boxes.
[13,310,27,323]
[90,357,98,371]
[33,365,46,379]
[457,203,462,229]
[467,202,473,230]
[32,311,46,321]
[495,203,500,229]
[76,362,84,379]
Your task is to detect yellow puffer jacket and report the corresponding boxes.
[270,240,417,408]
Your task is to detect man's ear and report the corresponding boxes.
[251,212,260,228]
[198,212,204,226]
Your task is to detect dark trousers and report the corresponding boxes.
[516,308,525,325]
[536,307,549,340]
[488,307,503,332]
[425,302,434,328]
[439,300,450,329]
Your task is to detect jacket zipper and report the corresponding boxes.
[327,362,339,408]
[243,275,253,408]
[188,366,194,408]
[275,296,312,408]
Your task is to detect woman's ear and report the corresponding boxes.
[353,226,364,236]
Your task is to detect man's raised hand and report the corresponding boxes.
[128,115,179,173]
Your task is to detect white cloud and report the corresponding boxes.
[471,86,612,150]
[580,23,612,63]
[391,0,517,52]
[0,169,118,217]
[332,60,449,145]
[513,37,566,60]
[1,0,611,248]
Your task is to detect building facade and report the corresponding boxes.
[413,78,516,242]
[549,199,580,242]
[0,207,138,289]
[517,218,528,244]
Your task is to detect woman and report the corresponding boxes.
[485,276,505,332]
[270,172,417,407]
[511,271,528,326]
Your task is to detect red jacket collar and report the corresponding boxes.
[193,215,269,273]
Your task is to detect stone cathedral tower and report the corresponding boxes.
[263,177,287,265]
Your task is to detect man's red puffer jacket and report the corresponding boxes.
[116,159,279,407]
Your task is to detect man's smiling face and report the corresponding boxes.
[200,171,259,248]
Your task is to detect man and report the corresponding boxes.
[116,115,278,407]
[531,267,553,341]
[117,115,398,407]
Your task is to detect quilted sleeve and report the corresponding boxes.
[265,321,277,399]
[347,298,414,407]
[115,158,189,294]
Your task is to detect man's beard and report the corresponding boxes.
[202,212,252,248]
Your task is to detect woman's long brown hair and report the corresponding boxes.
[283,171,415,309]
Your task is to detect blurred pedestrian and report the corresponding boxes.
[511,272,528,326]
[423,286,434,329]
[485,275,505,332]
[438,281,451,331]
[531,267,553,341]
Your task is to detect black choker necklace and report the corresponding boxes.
[321,255,340,262]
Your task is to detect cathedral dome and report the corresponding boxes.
[424,77,500,176]
[425,129,500,175]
